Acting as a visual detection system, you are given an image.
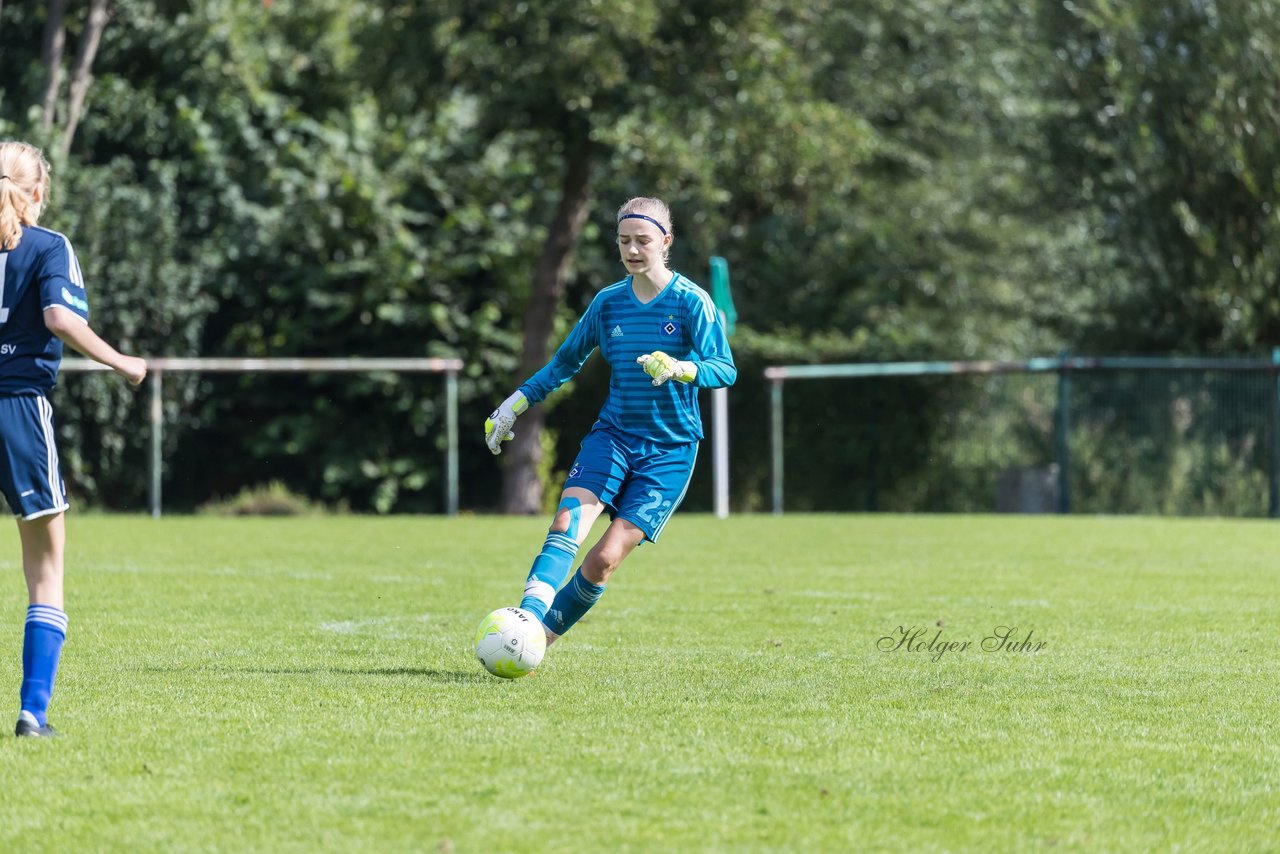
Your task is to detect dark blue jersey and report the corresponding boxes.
[0,225,90,395]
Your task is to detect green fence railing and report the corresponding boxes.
[764,351,1280,518]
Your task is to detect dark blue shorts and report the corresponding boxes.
[0,394,69,520]
[563,425,698,542]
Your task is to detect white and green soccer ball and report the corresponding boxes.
[474,606,546,679]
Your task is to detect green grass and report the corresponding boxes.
[1,514,1277,852]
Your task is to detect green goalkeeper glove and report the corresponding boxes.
[485,391,529,455]
[636,351,697,386]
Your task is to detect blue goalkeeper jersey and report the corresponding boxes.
[0,225,91,395]
[519,273,736,445]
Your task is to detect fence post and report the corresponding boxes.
[711,386,730,518]
[149,368,163,519]
[709,256,736,519]
[1055,351,1071,514]
[445,369,459,518]
[1271,347,1280,519]
[770,376,784,515]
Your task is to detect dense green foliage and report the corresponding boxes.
[1,514,1276,848]
[1,0,1276,511]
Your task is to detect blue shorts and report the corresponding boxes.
[0,394,69,520]
[563,426,698,542]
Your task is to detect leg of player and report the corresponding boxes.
[16,512,67,738]
[543,518,645,647]
[518,487,607,622]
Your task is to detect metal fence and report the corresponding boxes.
[62,357,463,517]
[764,352,1280,517]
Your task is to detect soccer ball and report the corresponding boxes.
[474,606,546,679]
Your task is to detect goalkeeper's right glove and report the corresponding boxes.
[485,391,529,455]
[636,351,697,386]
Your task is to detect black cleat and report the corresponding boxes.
[15,715,58,738]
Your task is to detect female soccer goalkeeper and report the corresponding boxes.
[0,141,148,736]
[485,197,736,648]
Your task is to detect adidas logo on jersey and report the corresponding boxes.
[610,325,624,337]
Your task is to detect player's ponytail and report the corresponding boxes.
[0,141,52,251]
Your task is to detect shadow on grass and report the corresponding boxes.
[144,665,489,683]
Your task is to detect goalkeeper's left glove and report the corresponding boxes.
[636,351,697,386]
[484,391,529,455]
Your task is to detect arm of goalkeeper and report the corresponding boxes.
[636,351,697,386]
[484,391,529,455]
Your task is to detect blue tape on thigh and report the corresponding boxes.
[558,496,582,541]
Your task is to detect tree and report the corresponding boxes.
[1035,0,1280,352]
[435,1,745,512]
[39,0,67,128]
[61,0,111,158]
[6,0,1270,516]
[371,0,897,512]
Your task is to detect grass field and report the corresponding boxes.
[0,513,1277,852]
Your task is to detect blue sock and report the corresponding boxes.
[543,568,605,637]
[520,531,579,621]
[21,605,68,727]
[519,497,583,621]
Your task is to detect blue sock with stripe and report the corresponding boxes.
[520,497,583,621]
[543,568,605,637]
[520,531,579,621]
[21,604,68,727]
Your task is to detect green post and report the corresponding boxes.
[1271,347,1280,519]
[709,256,736,336]
[1055,351,1071,514]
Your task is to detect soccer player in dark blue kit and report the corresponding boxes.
[485,197,736,650]
[0,141,148,737]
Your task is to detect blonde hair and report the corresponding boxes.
[0,141,51,251]
[616,197,673,260]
